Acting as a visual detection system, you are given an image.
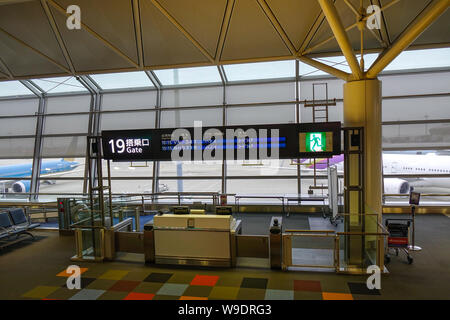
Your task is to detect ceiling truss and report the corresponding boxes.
[0,0,447,82]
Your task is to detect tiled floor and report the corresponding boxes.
[21,266,380,300]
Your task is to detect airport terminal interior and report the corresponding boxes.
[0,0,449,301]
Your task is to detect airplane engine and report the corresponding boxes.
[12,180,31,193]
[384,178,410,194]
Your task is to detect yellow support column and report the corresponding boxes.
[344,79,382,269]
[344,79,382,216]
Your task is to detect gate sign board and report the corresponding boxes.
[101,122,341,161]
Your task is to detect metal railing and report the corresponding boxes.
[282,215,389,274]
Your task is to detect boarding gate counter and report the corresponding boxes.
[144,214,242,267]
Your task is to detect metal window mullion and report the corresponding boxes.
[218,65,227,194]
[78,76,95,194]
[146,70,162,197]
[296,60,302,196]
[151,77,162,197]
[79,76,101,192]
[30,93,46,201]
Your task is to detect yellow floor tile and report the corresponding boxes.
[98,270,129,280]
[22,286,60,299]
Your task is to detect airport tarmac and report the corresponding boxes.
[1,158,449,205]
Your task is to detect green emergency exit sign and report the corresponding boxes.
[299,132,333,153]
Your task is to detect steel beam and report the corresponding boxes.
[132,0,144,68]
[27,84,46,201]
[40,0,75,74]
[298,55,351,81]
[367,0,449,79]
[318,0,363,80]
[19,80,45,201]
[343,0,359,17]
[149,0,214,63]
[305,0,400,55]
[257,0,297,55]
[0,56,13,79]
[216,0,235,63]
[298,10,326,54]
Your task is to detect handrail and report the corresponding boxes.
[285,229,335,234]
[337,231,389,236]
[111,218,133,232]
[384,193,450,197]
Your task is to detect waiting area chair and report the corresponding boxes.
[0,208,40,250]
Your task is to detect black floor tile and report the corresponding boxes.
[240,277,268,289]
[62,277,96,289]
[144,273,173,283]
[347,282,381,295]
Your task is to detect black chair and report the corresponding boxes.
[0,209,40,249]
[8,208,40,232]
[0,212,14,240]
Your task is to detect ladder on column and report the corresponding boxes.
[304,83,337,194]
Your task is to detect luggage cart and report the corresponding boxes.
[385,219,414,264]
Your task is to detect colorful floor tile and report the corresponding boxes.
[108,280,140,292]
[123,292,155,300]
[69,289,106,300]
[240,277,268,289]
[98,270,129,280]
[98,291,129,300]
[144,272,173,283]
[294,279,322,292]
[20,265,369,301]
[22,286,60,299]
[190,275,219,286]
[86,279,117,290]
[133,282,164,294]
[156,283,188,296]
[209,286,240,300]
[322,292,354,300]
[265,289,294,300]
[237,288,266,300]
[183,285,213,297]
[56,267,88,277]
[179,296,208,300]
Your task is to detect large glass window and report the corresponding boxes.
[383,150,450,205]
[154,66,221,86]
[385,48,450,71]
[0,158,34,200]
[224,60,295,81]
[38,157,85,200]
[90,72,154,90]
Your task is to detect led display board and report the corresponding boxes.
[101,122,341,161]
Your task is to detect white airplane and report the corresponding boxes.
[253,153,450,194]
[382,153,450,194]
